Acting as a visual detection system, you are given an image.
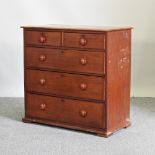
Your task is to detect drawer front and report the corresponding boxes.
[26,70,105,101]
[24,30,61,46]
[25,47,105,75]
[26,93,105,129]
[64,32,105,49]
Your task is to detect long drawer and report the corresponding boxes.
[25,47,105,75]
[26,93,105,129]
[25,69,105,101]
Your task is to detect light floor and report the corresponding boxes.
[0,97,155,155]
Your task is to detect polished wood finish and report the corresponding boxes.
[22,25,132,137]
[25,47,105,75]
[64,32,105,49]
[106,30,131,133]
[25,30,61,46]
[26,93,104,129]
[26,69,104,101]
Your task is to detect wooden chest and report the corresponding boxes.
[22,25,132,137]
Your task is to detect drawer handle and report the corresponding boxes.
[40,103,46,110]
[79,110,87,117]
[39,79,46,85]
[39,36,46,43]
[39,55,46,62]
[79,37,87,46]
[80,58,87,65]
[80,83,87,90]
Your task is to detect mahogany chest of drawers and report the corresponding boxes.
[22,25,132,137]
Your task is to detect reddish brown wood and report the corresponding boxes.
[25,30,61,46]
[80,57,87,65]
[40,103,46,110]
[25,69,105,101]
[39,78,46,85]
[80,83,87,91]
[39,36,46,43]
[79,110,87,117]
[22,117,107,135]
[64,32,105,49]
[25,47,105,75]
[26,93,105,129]
[39,55,46,62]
[106,30,131,133]
[79,37,87,46]
[22,25,132,137]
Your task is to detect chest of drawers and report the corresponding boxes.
[22,25,132,137]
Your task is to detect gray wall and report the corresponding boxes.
[0,0,155,97]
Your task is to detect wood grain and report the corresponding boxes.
[22,25,132,137]
[25,47,105,75]
[25,30,61,46]
[26,93,105,129]
[25,69,105,101]
[64,32,105,49]
[106,30,131,133]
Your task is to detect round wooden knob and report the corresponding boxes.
[79,37,87,46]
[79,110,87,117]
[40,103,46,110]
[39,55,46,62]
[39,36,46,43]
[80,58,87,65]
[39,79,46,85]
[80,83,87,90]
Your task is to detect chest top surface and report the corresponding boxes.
[21,24,132,32]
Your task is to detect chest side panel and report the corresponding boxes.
[106,30,131,132]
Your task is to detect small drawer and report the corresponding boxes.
[26,69,105,101]
[25,47,105,75]
[24,30,61,46]
[26,93,105,129]
[64,32,105,50]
